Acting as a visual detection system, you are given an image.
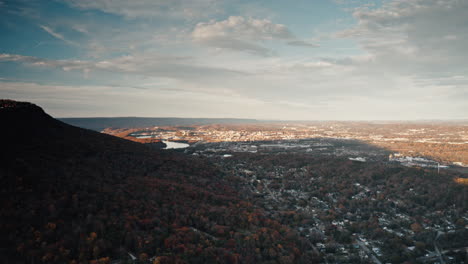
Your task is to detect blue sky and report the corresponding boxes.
[0,0,466,119]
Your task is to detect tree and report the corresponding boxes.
[410,222,422,233]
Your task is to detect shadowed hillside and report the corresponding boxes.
[0,100,314,264]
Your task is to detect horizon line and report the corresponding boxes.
[57,116,468,123]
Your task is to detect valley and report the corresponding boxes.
[1,101,467,264]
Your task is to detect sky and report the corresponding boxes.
[0,0,467,120]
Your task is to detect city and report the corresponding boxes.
[104,122,468,167]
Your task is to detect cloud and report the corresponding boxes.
[193,16,294,41]
[2,51,466,119]
[286,40,319,48]
[192,16,315,56]
[39,25,77,46]
[2,0,467,119]
[0,53,87,69]
[62,0,221,20]
[71,24,89,35]
[0,80,279,118]
[336,0,468,79]
[0,53,246,82]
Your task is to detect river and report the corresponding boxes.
[163,140,189,149]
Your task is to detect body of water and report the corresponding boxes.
[163,140,189,149]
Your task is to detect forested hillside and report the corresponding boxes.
[0,100,313,264]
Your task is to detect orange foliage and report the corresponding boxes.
[454,177,468,185]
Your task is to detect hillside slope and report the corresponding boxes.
[0,100,313,264]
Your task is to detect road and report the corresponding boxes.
[355,240,382,264]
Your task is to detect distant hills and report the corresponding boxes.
[59,116,468,132]
[0,100,311,263]
[60,117,261,131]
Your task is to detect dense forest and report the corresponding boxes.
[0,100,314,264]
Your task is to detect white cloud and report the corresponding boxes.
[0,53,245,82]
[2,50,466,119]
[0,81,300,119]
[39,25,77,46]
[337,0,468,80]
[192,16,316,56]
[193,16,293,41]
[63,0,221,20]
[2,0,467,119]
[71,24,89,35]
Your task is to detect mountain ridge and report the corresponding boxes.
[60,117,261,131]
[0,100,312,263]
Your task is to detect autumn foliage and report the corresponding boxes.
[0,100,313,263]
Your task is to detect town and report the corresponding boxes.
[103,121,468,168]
[205,149,468,263]
[100,122,468,263]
